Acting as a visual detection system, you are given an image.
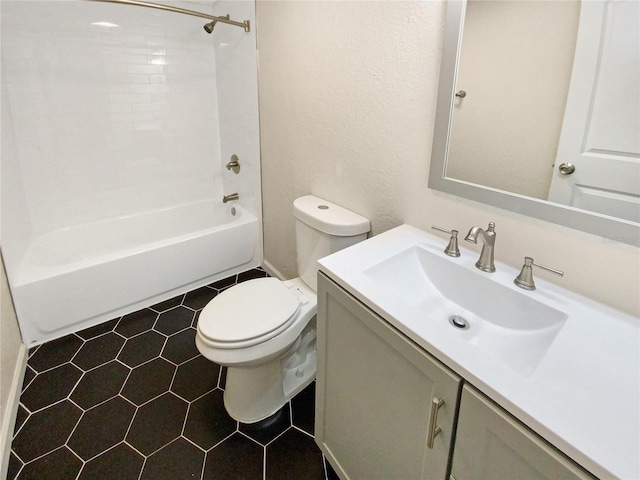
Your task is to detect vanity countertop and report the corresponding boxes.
[318,224,639,480]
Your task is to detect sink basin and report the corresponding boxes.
[363,245,567,376]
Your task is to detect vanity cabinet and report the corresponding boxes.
[451,385,595,480]
[316,273,596,480]
[315,273,462,480]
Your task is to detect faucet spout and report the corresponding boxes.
[465,222,496,272]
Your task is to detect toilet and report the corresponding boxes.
[195,195,370,423]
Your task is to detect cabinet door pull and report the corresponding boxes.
[427,397,445,449]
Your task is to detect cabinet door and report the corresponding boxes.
[315,273,461,480]
[451,385,596,480]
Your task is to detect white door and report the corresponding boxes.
[548,0,640,223]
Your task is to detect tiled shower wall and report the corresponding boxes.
[0,0,260,273]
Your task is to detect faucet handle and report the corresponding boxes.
[514,257,564,290]
[431,225,461,257]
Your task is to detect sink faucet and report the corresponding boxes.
[464,222,496,272]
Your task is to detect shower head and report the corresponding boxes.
[203,20,217,33]
[203,20,216,33]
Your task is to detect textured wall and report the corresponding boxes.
[257,0,640,317]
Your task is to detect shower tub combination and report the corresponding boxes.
[3,0,262,345]
[11,200,258,345]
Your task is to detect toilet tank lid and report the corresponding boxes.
[293,195,370,236]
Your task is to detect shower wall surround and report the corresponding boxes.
[1,0,262,342]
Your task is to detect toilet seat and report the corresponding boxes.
[198,278,301,349]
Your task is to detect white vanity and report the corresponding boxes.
[314,225,639,480]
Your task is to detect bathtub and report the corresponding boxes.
[11,200,259,346]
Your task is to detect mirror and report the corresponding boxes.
[429,0,639,246]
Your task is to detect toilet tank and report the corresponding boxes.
[293,195,370,292]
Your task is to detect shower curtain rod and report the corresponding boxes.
[87,0,250,32]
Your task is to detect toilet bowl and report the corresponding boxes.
[196,195,370,423]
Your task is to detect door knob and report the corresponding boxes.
[558,162,575,175]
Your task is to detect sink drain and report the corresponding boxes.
[449,315,470,330]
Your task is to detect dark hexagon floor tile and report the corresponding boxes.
[218,367,227,390]
[18,446,82,480]
[265,428,325,480]
[70,361,130,410]
[239,405,291,446]
[182,286,217,310]
[150,294,185,313]
[238,268,268,283]
[116,309,157,338]
[78,442,144,480]
[21,363,83,412]
[140,438,205,480]
[171,356,220,401]
[68,396,136,461]
[21,366,36,392]
[121,358,176,406]
[73,332,126,371]
[291,381,316,435]
[76,318,119,340]
[183,390,237,450]
[12,400,82,463]
[203,432,263,480]
[126,393,188,456]
[155,306,194,336]
[118,331,166,368]
[14,404,29,434]
[7,451,23,480]
[161,328,199,365]
[208,275,237,290]
[28,335,84,373]
[326,457,340,480]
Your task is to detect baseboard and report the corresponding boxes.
[0,344,28,480]
[261,260,286,280]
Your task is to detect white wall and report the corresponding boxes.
[257,0,640,318]
[215,0,263,258]
[1,0,223,269]
[447,0,580,199]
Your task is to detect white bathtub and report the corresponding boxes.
[11,200,258,345]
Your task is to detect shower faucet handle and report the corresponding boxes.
[226,154,240,174]
[431,225,460,257]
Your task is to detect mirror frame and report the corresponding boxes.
[429,0,639,247]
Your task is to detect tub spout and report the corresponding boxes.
[223,193,239,203]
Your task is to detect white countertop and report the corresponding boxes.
[318,224,640,480]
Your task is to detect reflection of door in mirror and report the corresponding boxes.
[446,0,580,200]
[547,1,640,223]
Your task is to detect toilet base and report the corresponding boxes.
[223,325,317,423]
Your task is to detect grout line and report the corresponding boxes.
[289,424,315,439]
[262,442,267,480]
[207,430,237,451]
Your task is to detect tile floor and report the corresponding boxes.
[8,268,339,480]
